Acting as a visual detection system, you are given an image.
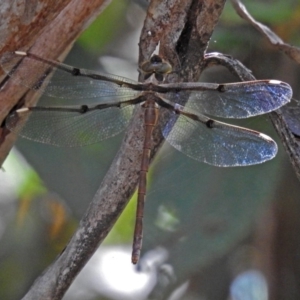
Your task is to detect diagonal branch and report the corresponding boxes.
[231,0,300,181]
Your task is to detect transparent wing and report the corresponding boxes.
[0,51,142,105]
[1,51,140,146]
[6,105,133,147]
[162,113,277,167]
[160,80,292,118]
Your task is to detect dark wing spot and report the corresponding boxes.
[206,119,214,128]
[217,84,226,92]
[72,68,81,76]
[80,105,88,113]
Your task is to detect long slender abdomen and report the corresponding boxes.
[131,99,158,264]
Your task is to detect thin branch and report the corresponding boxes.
[231,0,300,181]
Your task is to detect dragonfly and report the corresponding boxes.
[0,51,292,264]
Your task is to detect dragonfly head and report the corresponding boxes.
[139,55,172,82]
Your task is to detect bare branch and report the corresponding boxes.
[231,0,300,63]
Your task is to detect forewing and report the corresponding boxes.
[160,80,292,118]
[0,51,141,105]
[162,113,277,167]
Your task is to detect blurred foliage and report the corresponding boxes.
[211,0,300,53]
[77,0,129,53]
[222,0,297,25]
[17,169,46,197]
[105,192,136,245]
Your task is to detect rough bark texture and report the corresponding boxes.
[0,0,111,164]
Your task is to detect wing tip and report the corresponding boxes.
[268,80,293,101]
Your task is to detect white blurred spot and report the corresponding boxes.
[65,246,158,300]
[230,270,268,300]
